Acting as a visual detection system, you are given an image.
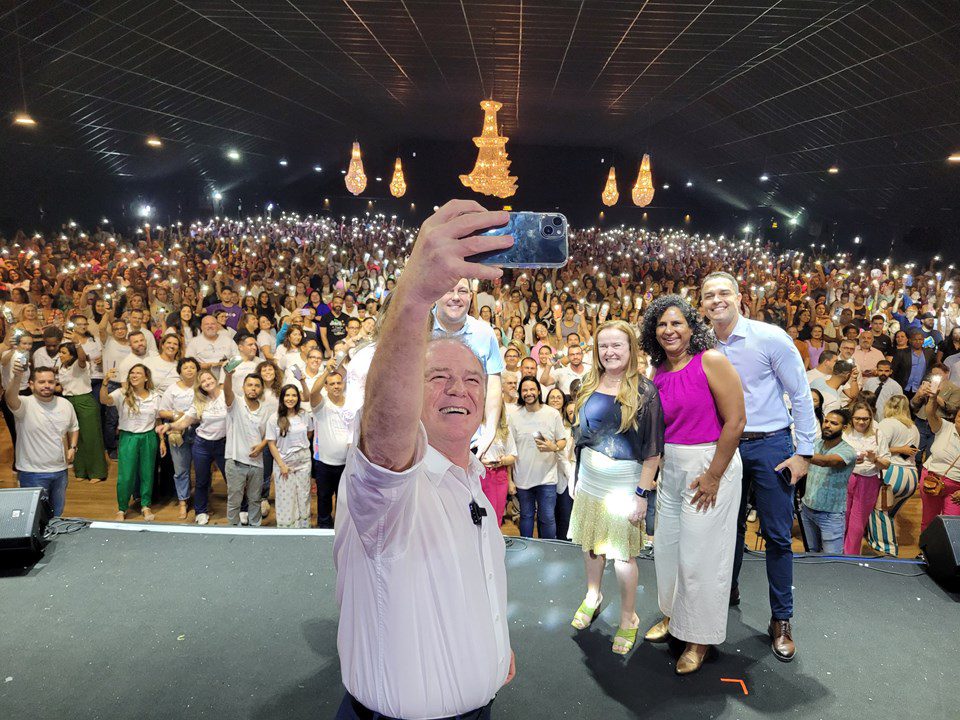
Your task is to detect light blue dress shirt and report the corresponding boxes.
[715,315,817,456]
[431,313,505,376]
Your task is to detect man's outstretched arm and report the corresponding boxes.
[359,201,513,472]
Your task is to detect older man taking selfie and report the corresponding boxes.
[334,200,517,720]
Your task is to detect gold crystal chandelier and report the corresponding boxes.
[389,157,407,198]
[601,167,619,206]
[460,100,517,198]
[344,141,367,195]
[631,153,655,207]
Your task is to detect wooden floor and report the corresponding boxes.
[0,432,923,557]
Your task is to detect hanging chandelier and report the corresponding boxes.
[459,100,517,198]
[389,157,406,198]
[601,167,619,206]
[631,154,655,207]
[344,141,367,195]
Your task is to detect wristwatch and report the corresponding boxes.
[798,454,813,460]
[635,486,653,498]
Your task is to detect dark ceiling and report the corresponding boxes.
[1,0,959,235]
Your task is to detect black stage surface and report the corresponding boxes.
[1,525,956,720]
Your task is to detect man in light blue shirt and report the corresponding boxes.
[701,272,817,664]
[433,279,504,455]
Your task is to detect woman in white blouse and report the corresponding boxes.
[266,383,314,528]
[868,395,920,555]
[158,357,200,519]
[159,369,228,526]
[842,400,881,554]
[101,365,163,521]
[58,339,108,483]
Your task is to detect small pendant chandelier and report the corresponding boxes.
[389,157,406,198]
[631,154,655,207]
[601,167,619,206]
[344,141,367,195]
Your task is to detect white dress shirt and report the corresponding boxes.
[335,424,510,718]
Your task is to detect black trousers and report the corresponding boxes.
[313,458,346,524]
[335,694,493,720]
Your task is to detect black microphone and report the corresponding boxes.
[469,500,487,526]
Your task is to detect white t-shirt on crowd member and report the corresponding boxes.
[32,346,60,372]
[508,404,565,490]
[184,392,229,441]
[12,395,79,473]
[80,335,104,380]
[102,338,132,378]
[312,399,355,466]
[185,333,239,380]
[159,382,195,420]
[109,388,161,434]
[58,361,92,396]
[265,410,312,462]
[143,355,179,394]
[116,351,154,385]
[225,399,270,468]
[552,364,588,396]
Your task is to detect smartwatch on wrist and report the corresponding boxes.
[635,486,653,498]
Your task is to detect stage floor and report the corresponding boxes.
[0,526,955,719]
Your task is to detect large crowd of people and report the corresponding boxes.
[1,211,958,549]
[1,203,959,695]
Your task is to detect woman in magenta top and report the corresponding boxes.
[640,295,746,675]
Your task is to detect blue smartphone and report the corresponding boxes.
[469,212,569,268]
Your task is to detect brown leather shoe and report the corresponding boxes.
[768,619,796,662]
[675,644,710,675]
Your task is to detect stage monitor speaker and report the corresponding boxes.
[919,515,960,583]
[0,488,51,560]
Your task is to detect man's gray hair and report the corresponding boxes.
[428,331,487,380]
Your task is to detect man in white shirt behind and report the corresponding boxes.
[334,200,515,719]
[307,365,354,529]
[550,343,590,395]
[861,359,903,421]
[806,351,837,386]
[186,315,238,380]
[5,363,79,517]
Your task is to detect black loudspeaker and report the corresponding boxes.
[919,516,960,583]
[0,488,51,562]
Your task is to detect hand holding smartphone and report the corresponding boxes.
[469,212,569,268]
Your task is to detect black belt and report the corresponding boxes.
[349,695,492,720]
[739,427,791,443]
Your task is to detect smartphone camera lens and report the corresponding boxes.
[552,216,563,226]
[543,225,554,236]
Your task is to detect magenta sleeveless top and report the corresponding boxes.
[653,352,723,445]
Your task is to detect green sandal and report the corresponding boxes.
[571,594,603,630]
[612,625,639,655]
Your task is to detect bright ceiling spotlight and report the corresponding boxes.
[759,173,770,182]
[146,135,162,148]
[279,159,288,166]
[212,191,223,201]
[314,165,323,172]
[226,148,241,161]
[685,180,693,188]
[948,152,960,163]
[13,112,36,126]
[827,165,840,174]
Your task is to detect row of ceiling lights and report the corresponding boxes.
[12,115,960,168]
